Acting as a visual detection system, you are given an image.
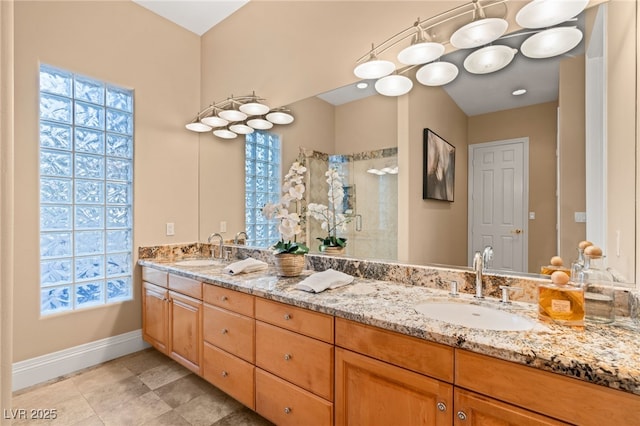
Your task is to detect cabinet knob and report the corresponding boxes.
[284,407,292,414]
[221,371,228,377]
[284,353,292,361]
[221,328,228,334]
[221,296,228,302]
[436,402,447,412]
[457,411,467,421]
[284,313,291,320]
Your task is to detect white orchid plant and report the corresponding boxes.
[261,161,310,255]
[307,168,352,251]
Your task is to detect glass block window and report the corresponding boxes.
[245,131,281,247]
[39,64,134,316]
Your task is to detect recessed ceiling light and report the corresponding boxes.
[356,82,369,89]
[512,88,527,96]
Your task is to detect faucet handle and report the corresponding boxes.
[499,285,522,304]
[449,281,459,297]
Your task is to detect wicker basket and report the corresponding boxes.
[273,253,305,277]
[322,246,346,256]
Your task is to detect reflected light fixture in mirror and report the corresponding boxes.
[353,0,588,96]
[184,93,294,139]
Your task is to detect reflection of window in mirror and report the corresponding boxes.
[244,131,281,247]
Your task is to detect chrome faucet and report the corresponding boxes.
[207,232,224,259]
[473,246,493,298]
[234,231,248,245]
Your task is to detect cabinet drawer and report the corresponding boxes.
[255,298,333,343]
[256,368,333,426]
[256,321,333,401]
[168,274,202,299]
[203,285,254,317]
[142,267,167,287]
[455,350,640,425]
[203,305,255,363]
[335,317,454,383]
[203,343,255,410]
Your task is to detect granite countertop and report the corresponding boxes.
[139,258,640,396]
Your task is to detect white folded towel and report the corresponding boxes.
[294,269,354,293]
[223,258,268,275]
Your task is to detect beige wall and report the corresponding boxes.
[404,83,469,266]
[335,95,398,154]
[558,55,587,265]
[468,102,558,273]
[13,1,201,361]
[607,0,636,281]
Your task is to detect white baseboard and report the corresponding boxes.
[12,329,150,391]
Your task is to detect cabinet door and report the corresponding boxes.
[169,291,202,374]
[454,389,568,426]
[335,347,453,426]
[142,281,169,354]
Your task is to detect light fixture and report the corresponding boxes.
[450,17,508,49]
[516,0,589,29]
[416,62,459,86]
[266,109,295,124]
[374,74,413,96]
[184,93,294,139]
[247,117,274,130]
[464,45,518,74]
[185,118,212,132]
[520,27,583,59]
[353,0,587,96]
[356,81,369,89]
[397,22,445,65]
[512,88,527,96]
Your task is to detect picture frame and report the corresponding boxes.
[423,129,455,202]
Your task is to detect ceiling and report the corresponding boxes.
[131,0,248,36]
[132,0,586,116]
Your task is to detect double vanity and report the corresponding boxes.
[139,243,640,425]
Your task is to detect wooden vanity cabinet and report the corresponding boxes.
[255,298,334,426]
[202,285,256,409]
[142,269,203,374]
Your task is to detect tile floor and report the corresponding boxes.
[11,349,274,426]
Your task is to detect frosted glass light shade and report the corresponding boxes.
[416,62,459,86]
[464,45,517,74]
[521,27,583,58]
[213,129,238,139]
[229,123,255,134]
[397,42,445,65]
[516,0,589,29]
[185,122,212,132]
[266,111,294,124]
[239,102,270,116]
[354,59,396,79]
[247,118,274,130]
[218,109,247,122]
[201,115,229,127]
[374,75,413,96]
[450,18,508,49]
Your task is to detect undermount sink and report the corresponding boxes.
[174,259,221,267]
[414,301,536,331]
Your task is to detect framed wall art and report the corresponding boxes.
[423,129,455,202]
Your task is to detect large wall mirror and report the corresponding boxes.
[199,0,637,284]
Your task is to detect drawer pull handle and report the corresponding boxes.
[284,407,292,414]
[221,371,228,377]
[284,353,292,361]
[457,411,467,421]
[221,328,228,334]
[221,296,228,302]
[284,313,291,320]
[436,402,446,412]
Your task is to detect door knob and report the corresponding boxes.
[510,228,523,234]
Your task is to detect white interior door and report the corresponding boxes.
[468,138,529,272]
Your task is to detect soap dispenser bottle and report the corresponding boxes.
[538,271,585,330]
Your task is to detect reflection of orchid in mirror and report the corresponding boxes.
[262,161,309,254]
[307,168,352,251]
